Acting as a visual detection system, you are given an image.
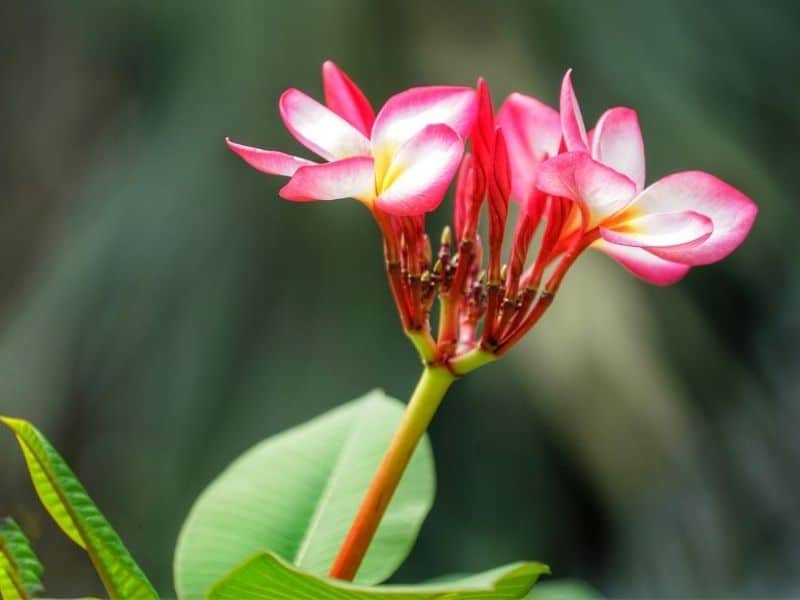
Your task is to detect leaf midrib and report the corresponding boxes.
[291,400,374,568]
[18,430,115,594]
[0,539,30,600]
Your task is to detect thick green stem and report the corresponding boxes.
[407,329,437,364]
[450,347,497,374]
[328,365,455,581]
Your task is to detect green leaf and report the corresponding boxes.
[525,581,603,600]
[0,417,157,600]
[209,551,549,600]
[0,518,44,600]
[175,390,435,599]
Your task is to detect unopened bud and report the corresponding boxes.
[440,225,452,248]
[422,233,432,266]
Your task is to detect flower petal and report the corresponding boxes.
[279,156,375,202]
[371,86,476,156]
[322,60,375,137]
[628,171,758,264]
[470,78,496,177]
[600,210,712,248]
[497,92,561,202]
[279,88,371,161]
[536,152,637,226]
[376,124,464,216]
[591,107,646,192]
[594,239,690,286]
[226,138,316,176]
[560,69,589,152]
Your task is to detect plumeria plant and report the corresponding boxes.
[1,61,756,600]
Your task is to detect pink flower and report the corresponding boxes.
[226,61,477,216]
[533,70,758,285]
[496,89,561,208]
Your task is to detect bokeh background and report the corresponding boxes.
[1,0,797,597]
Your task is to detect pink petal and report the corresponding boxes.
[322,60,375,137]
[279,156,375,202]
[226,138,316,176]
[591,107,646,192]
[497,92,561,202]
[560,69,589,152]
[471,78,495,177]
[279,88,371,161]
[600,210,712,248]
[371,86,476,156]
[376,124,464,216]
[594,239,690,286]
[629,171,758,265]
[536,152,637,226]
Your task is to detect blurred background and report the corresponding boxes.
[0,0,797,597]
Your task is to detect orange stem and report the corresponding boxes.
[328,366,455,581]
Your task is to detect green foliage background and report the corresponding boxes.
[0,0,796,597]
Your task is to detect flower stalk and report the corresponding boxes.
[328,365,456,581]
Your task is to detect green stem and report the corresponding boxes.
[450,347,497,374]
[407,329,437,364]
[328,365,455,581]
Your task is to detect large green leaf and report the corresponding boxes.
[0,518,44,600]
[209,551,549,600]
[0,417,157,600]
[174,390,435,599]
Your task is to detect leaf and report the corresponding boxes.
[209,551,550,600]
[0,518,44,600]
[174,390,435,599]
[0,417,157,600]
[525,581,603,600]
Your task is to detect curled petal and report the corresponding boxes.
[591,107,646,192]
[376,124,464,216]
[226,139,316,176]
[629,171,758,265]
[371,86,476,156]
[497,92,561,202]
[536,152,637,226]
[279,88,371,161]
[600,210,712,248]
[454,153,474,239]
[471,78,496,177]
[279,156,375,202]
[594,239,690,286]
[322,60,375,136]
[560,69,589,152]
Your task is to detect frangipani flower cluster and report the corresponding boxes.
[228,61,757,372]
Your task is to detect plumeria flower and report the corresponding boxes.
[226,61,477,216]
[496,89,561,208]
[531,70,757,285]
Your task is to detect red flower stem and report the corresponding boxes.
[481,283,502,349]
[437,239,474,355]
[329,365,455,581]
[384,259,412,331]
[495,209,541,337]
[498,230,598,353]
[497,286,536,343]
[496,289,555,354]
